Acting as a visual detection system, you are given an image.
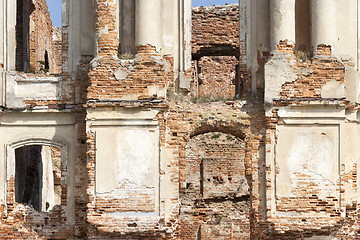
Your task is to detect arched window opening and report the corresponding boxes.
[15,145,62,212]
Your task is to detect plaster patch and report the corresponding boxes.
[120,93,139,101]
[145,85,166,98]
[114,68,128,80]
[321,80,345,99]
[264,54,297,104]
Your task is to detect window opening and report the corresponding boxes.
[15,145,62,212]
[16,0,35,72]
[15,0,62,74]
[47,0,62,74]
[295,0,311,52]
[44,50,49,71]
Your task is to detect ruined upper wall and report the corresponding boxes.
[29,0,56,74]
[14,0,56,73]
[52,26,62,74]
[191,4,239,59]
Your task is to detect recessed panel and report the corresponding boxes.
[95,126,159,213]
[276,125,340,214]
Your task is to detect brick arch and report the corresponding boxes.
[188,119,249,140]
[179,119,252,191]
[178,120,252,239]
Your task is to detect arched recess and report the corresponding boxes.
[178,120,251,192]
[189,120,248,140]
[178,123,251,239]
[5,137,70,222]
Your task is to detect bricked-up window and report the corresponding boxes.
[16,0,35,72]
[15,145,62,212]
[295,0,310,52]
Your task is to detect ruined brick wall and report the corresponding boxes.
[29,0,56,74]
[191,5,241,100]
[258,41,360,238]
[53,26,62,74]
[1,2,270,240]
[0,1,84,239]
[191,4,239,58]
[179,132,250,239]
[197,56,238,100]
[163,98,265,239]
[84,1,176,237]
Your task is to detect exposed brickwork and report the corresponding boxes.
[88,45,171,101]
[30,0,55,73]
[190,5,243,100]
[192,4,239,59]
[53,26,62,74]
[6,1,360,239]
[197,56,238,100]
[277,44,345,100]
[280,58,344,99]
[178,132,250,239]
[260,43,360,238]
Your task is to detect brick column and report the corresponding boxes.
[311,0,337,56]
[94,0,118,57]
[270,0,296,52]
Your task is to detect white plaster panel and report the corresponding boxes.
[276,125,340,200]
[135,0,161,49]
[41,146,55,212]
[277,105,346,119]
[160,0,175,52]
[6,0,16,71]
[15,81,60,100]
[270,0,296,51]
[311,0,337,55]
[320,80,345,99]
[5,74,61,108]
[95,126,159,193]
